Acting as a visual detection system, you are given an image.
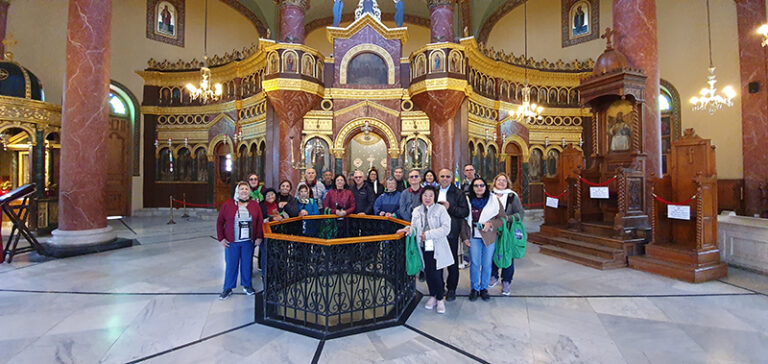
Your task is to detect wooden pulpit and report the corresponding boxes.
[629,129,727,282]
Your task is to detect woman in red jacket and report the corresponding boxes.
[216,181,264,300]
[323,174,356,238]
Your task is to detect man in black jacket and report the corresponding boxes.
[437,168,470,301]
[349,170,375,215]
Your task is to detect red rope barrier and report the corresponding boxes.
[522,202,545,207]
[172,199,217,208]
[579,176,615,187]
[652,193,696,206]
[544,189,567,199]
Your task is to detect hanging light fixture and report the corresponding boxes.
[186,0,222,103]
[757,23,768,47]
[690,0,736,114]
[514,0,543,123]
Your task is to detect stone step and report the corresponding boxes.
[628,255,728,283]
[540,245,626,270]
[535,235,624,260]
[538,225,643,250]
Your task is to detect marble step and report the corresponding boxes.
[539,244,627,270]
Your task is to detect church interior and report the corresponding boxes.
[1,0,768,362]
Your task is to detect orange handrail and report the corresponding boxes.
[263,214,410,246]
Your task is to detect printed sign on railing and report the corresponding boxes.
[667,205,691,220]
[546,197,559,208]
[589,186,609,199]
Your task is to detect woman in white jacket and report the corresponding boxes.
[398,186,453,313]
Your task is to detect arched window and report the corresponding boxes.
[660,79,681,174]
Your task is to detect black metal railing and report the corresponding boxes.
[257,215,420,339]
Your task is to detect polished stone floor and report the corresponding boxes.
[1,215,767,363]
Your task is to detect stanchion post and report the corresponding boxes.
[181,193,190,218]
[167,195,176,225]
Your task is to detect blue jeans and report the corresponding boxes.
[223,241,255,290]
[492,259,515,283]
[470,237,495,291]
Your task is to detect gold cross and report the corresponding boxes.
[687,147,695,164]
[601,27,615,49]
[2,34,17,61]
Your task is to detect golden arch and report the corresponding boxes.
[207,134,235,162]
[339,44,396,85]
[399,134,433,155]
[543,145,564,159]
[190,144,207,159]
[208,113,236,129]
[334,118,398,153]
[529,145,546,162]
[0,123,37,145]
[501,135,529,162]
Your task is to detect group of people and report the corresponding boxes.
[215,164,524,313]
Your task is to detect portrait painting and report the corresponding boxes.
[301,54,315,77]
[561,0,599,47]
[267,52,279,74]
[429,50,445,73]
[282,51,298,73]
[146,0,185,47]
[529,148,543,183]
[606,99,633,152]
[448,51,462,73]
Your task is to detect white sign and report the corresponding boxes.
[667,205,691,220]
[589,186,609,199]
[546,197,559,208]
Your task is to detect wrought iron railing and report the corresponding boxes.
[258,215,420,339]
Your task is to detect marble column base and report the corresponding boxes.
[42,226,133,258]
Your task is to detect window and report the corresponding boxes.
[659,94,671,112]
[660,80,681,174]
[108,93,127,115]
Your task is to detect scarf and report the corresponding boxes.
[305,178,317,188]
[470,196,489,210]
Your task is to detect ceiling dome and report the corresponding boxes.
[0,60,45,101]
[592,45,629,76]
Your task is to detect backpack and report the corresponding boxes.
[317,207,338,239]
[509,214,527,259]
[405,231,423,276]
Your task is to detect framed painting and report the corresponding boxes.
[561,0,598,48]
[147,0,185,47]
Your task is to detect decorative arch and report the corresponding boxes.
[0,124,36,145]
[190,144,207,158]
[399,134,433,155]
[171,144,191,159]
[207,113,236,129]
[543,145,564,157]
[302,133,333,150]
[340,44,396,85]
[334,118,398,153]
[448,49,464,73]
[281,49,299,73]
[207,134,235,162]
[236,140,252,156]
[502,135,529,162]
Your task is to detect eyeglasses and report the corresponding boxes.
[473,184,486,188]
[248,178,258,181]
[439,175,451,178]
[354,176,363,179]
[409,175,420,179]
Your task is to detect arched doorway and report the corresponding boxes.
[345,132,388,174]
[212,140,233,208]
[105,82,137,216]
[505,142,523,193]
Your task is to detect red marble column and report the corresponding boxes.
[265,91,322,183]
[52,0,115,244]
[613,0,662,177]
[735,0,768,216]
[412,90,465,170]
[0,1,9,59]
[279,0,307,44]
[429,0,455,43]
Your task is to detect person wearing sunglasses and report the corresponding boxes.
[350,170,375,215]
[435,168,469,301]
[461,177,505,301]
[246,173,264,202]
[398,169,423,222]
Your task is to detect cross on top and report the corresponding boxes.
[601,27,615,49]
[2,34,17,60]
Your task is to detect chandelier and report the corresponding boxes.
[757,23,768,47]
[689,0,736,114]
[185,0,222,103]
[514,0,543,122]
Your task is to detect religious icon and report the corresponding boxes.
[546,149,560,177]
[430,51,445,73]
[571,4,589,37]
[529,148,543,182]
[449,51,461,73]
[283,51,298,73]
[414,54,426,78]
[607,100,633,152]
[301,54,314,77]
[268,53,279,74]
[156,2,176,37]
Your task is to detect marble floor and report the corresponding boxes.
[1,214,768,363]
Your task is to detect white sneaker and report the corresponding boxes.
[436,299,446,314]
[424,296,437,310]
[489,276,499,288]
